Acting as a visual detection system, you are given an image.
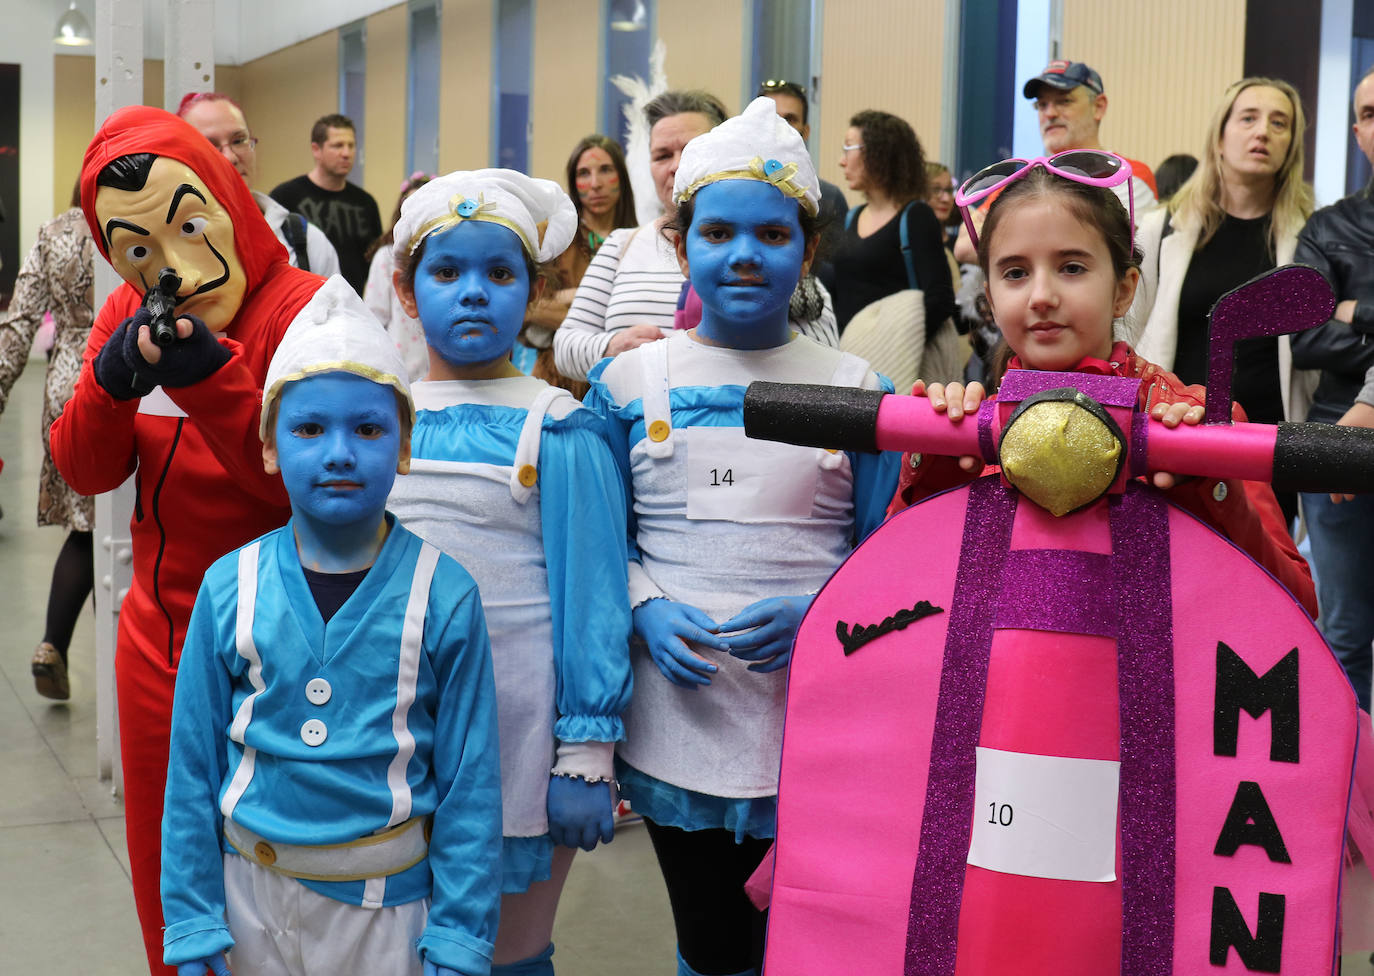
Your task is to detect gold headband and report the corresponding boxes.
[261,361,416,440]
[405,192,537,258]
[674,156,818,215]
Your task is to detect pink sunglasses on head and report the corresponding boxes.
[954,149,1135,252]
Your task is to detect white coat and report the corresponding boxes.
[1131,206,1317,423]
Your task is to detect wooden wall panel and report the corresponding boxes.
[52,57,245,215]
[1061,0,1246,177]
[440,0,493,172]
[238,33,339,194]
[656,0,747,116]
[530,0,601,183]
[363,4,409,212]
[817,0,946,205]
[52,56,95,215]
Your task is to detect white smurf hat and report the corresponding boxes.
[392,167,578,265]
[673,95,820,216]
[260,275,415,441]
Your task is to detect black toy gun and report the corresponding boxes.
[142,266,182,347]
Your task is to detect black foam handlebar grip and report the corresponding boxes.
[1273,422,1374,494]
[743,382,886,453]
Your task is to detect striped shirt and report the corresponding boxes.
[553,221,838,381]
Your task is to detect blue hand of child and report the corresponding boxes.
[422,961,462,976]
[632,598,728,688]
[546,775,615,851]
[717,595,813,673]
[177,954,230,976]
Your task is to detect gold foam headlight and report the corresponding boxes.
[998,389,1126,517]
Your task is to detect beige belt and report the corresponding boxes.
[224,815,430,883]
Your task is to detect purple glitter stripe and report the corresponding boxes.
[1202,267,1335,426]
[904,478,1017,976]
[994,550,1117,637]
[976,399,997,464]
[1110,485,1176,976]
[1130,410,1149,479]
[999,370,1143,409]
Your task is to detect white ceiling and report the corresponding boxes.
[52,0,403,65]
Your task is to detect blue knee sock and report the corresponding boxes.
[492,943,554,976]
[675,947,758,976]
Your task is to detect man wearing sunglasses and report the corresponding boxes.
[757,79,849,292]
[955,60,1156,263]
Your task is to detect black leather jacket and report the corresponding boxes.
[1291,180,1374,423]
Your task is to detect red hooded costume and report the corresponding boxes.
[51,105,323,975]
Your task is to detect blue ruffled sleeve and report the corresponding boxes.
[161,559,238,966]
[537,408,632,745]
[584,360,641,559]
[849,373,900,542]
[419,562,502,975]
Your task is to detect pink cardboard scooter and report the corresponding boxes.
[742,266,1374,976]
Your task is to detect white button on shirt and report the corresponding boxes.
[305,677,332,706]
[300,719,328,746]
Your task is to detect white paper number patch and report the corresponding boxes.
[684,426,821,522]
[967,746,1120,883]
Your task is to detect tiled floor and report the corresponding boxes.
[0,357,679,974]
[2,356,1371,975]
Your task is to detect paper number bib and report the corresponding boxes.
[685,426,822,522]
[967,746,1120,883]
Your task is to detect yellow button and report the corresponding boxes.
[254,841,277,866]
[517,464,537,487]
[648,420,670,442]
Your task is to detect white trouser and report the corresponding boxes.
[224,853,428,976]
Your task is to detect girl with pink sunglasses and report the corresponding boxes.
[888,156,1315,611]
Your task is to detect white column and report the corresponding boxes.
[92,0,142,792]
[1313,0,1355,208]
[164,0,216,110]
[1012,0,1053,162]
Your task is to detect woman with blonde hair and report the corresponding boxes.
[1133,76,1315,526]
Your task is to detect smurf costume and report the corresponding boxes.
[583,97,900,976]
[161,276,502,976]
[387,170,633,889]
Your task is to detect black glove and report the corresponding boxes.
[93,309,231,400]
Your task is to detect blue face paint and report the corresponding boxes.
[685,179,806,348]
[272,372,402,532]
[411,221,530,368]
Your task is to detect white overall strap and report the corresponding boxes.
[221,541,267,820]
[639,336,674,458]
[508,385,577,503]
[817,352,874,469]
[829,350,873,389]
[385,541,440,829]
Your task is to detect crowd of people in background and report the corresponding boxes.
[1,50,1374,976]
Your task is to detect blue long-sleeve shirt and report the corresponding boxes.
[161,518,501,975]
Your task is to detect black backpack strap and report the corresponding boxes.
[1155,208,1173,282]
[283,212,310,273]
